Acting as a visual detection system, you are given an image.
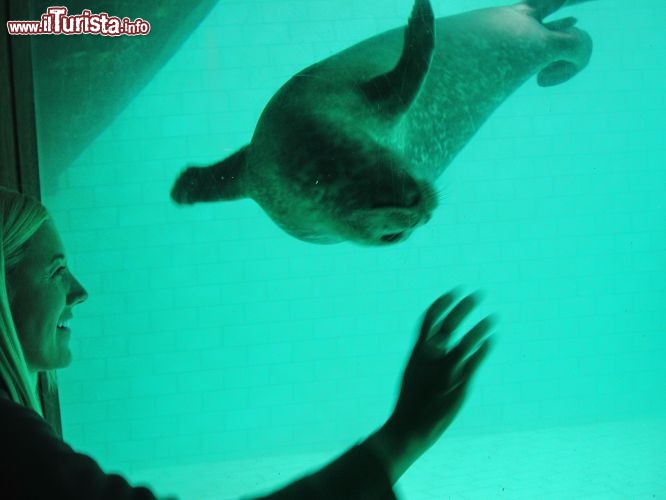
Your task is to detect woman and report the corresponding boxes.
[0,187,493,499]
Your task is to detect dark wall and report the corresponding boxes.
[1,0,59,435]
[1,1,41,197]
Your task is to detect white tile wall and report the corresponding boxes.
[34,0,666,488]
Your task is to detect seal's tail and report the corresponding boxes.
[522,0,594,87]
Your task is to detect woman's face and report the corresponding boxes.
[6,219,88,373]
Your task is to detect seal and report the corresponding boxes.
[171,0,593,245]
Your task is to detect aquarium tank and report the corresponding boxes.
[8,0,665,498]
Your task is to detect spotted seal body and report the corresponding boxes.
[171,0,593,245]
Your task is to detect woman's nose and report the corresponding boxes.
[68,273,89,305]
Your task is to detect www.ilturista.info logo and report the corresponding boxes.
[6,6,151,36]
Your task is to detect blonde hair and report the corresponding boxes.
[0,187,51,415]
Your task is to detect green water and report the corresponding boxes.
[33,0,665,498]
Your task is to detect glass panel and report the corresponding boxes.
[22,0,666,497]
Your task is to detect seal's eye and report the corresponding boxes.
[381,232,404,243]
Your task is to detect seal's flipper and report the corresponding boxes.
[171,146,248,204]
[543,16,579,31]
[524,0,594,21]
[358,0,434,118]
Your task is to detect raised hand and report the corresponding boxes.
[366,290,494,483]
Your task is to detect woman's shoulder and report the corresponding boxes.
[0,381,158,499]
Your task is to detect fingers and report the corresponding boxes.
[447,316,495,362]
[419,290,495,383]
[430,318,494,396]
[426,338,491,412]
[418,290,458,344]
[429,292,481,347]
[452,338,493,387]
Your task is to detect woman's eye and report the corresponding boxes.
[53,266,67,277]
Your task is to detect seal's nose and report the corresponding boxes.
[403,186,421,207]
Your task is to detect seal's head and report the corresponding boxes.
[245,111,438,245]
